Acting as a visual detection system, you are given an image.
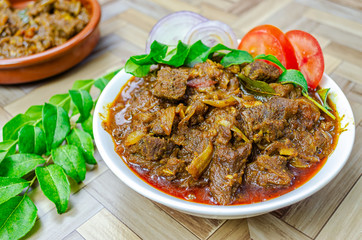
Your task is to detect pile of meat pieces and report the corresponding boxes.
[124,60,331,205]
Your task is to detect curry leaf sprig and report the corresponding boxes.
[0,69,120,240]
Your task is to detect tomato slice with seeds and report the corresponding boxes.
[238,25,299,70]
[285,30,324,89]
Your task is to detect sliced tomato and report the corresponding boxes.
[238,25,299,70]
[285,30,324,89]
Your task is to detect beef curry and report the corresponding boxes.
[0,0,89,59]
[103,60,339,205]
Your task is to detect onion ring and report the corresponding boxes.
[184,20,238,49]
[146,11,208,53]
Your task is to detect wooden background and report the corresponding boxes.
[0,0,361,239]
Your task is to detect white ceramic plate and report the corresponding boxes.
[93,70,355,219]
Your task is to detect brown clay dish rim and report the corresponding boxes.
[0,0,101,68]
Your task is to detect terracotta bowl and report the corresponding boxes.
[0,0,101,84]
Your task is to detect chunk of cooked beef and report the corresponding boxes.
[189,59,224,80]
[216,125,232,145]
[269,83,302,99]
[245,155,292,187]
[295,98,321,130]
[171,126,208,163]
[156,158,186,181]
[242,61,280,83]
[313,130,332,154]
[189,101,208,125]
[179,100,208,127]
[240,97,298,143]
[227,75,240,91]
[150,107,176,136]
[129,135,168,161]
[201,107,239,144]
[264,139,297,157]
[129,90,162,113]
[209,142,252,205]
[152,66,189,100]
[133,112,155,124]
[287,129,331,168]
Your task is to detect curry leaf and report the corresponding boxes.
[125,41,170,77]
[0,140,17,164]
[318,88,332,111]
[125,59,152,78]
[69,90,94,123]
[0,153,45,178]
[221,50,253,67]
[66,129,97,164]
[148,41,169,60]
[155,41,190,67]
[0,195,37,240]
[128,54,153,65]
[43,103,71,151]
[18,125,46,155]
[94,69,122,92]
[278,69,308,93]
[52,145,86,183]
[25,105,43,121]
[184,40,210,67]
[208,43,232,53]
[81,115,93,138]
[72,79,95,92]
[254,54,287,72]
[187,42,232,65]
[0,177,29,205]
[36,165,70,214]
[130,41,167,66]
[238,73,277,96]
[49,93,71,112]
[94,78,109,92]
[2,114,34,141]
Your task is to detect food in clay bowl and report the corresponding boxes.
[0,0,101,84]
[94,12,355,219]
